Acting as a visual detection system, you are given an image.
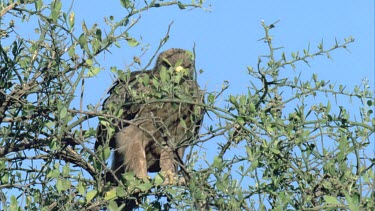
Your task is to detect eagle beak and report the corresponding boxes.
[175,66,184,72]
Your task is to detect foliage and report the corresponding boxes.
[0,0,374,210]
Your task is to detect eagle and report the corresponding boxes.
[96,48,204,188]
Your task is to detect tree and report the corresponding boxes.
[1,1,374,210]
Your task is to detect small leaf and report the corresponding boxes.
[108,201,119,210]
[179,118,187,130]
[103,146,111,160]
[154,173,164,186]
[250,160,258,170]
[77,182,85,195]
[105,188,117,200]
[96,29,102,40]
[1,173,8,184]
[68,45,76,58]
[208,94,215,104]
[324,195,339,204]
[177,1,186,9]
[120,0,132,9]
[86,190,97,203]
[60,107,67,119]
[85,59,93,66]
[69,12,75,28]
[212,156,222,169]
[87,67,100,77]
[78,34,87,48]
[126,37,139,47]
[36,0,43,10]
[138,182,153,192]
[116,187,126,197]
[249,103,256,113]
[236,117,245,125]
[270,148,280,154]
[62,164,70,177]
[50,1,62,23]
[110,66,117,73]
[142,74,149,86]
[160,66,169,82]
[56,179,63,192]
[326,101,331,113]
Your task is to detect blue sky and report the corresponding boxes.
[77,0,374,104]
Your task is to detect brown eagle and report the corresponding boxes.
[96,48,204,187]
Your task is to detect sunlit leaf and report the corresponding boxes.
[126,37,139,47]
[105,188,117,200]
[120,0,132,9]
[86,190,97,203]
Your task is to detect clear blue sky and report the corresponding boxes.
[72,0,374,162]
[5,1,373,129]
[77,0,374,104]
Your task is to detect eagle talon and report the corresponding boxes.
[160,170,175,185]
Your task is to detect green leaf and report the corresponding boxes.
[346,193,360,211]
[45,121,55,128]
[154,173,164,186]
[36,0,43,10]
[160,66,169,82]
[270,148,280,154]
[87,67,100,77]
[142,74,149,86]
[68,45,76,58]
[108,201,119,211]
[96,29,102,40]
[86,190,97,203]
[177,1,186,9]
[50,0,62,23]
[62,164,70,177]
[229,95,237,104]
[249,102,256,113]
[138,181,153,192]
[110,66,117,73]
[324,195,339,205]
[236,117,245,125]
[326,101,331,113]
[1,173,8,184]
[103,146,111,160]
[126,37,139,47]
[116,187,126,197]
[180,118,187,130]
[60,107,67,119]
[105,188,117,200]
[120,0,132,9]
[250,160,258,170]
[92,39,100,53]
[367,100,373,106]
[77,182,85,195]
[69,12,75,29]
[85,59,93,66]
[10,195,18,210]
[212,156,222,169]
[208,93,215,104]
[239,95,246,106]
[78,34,87,48]
[56,179,63,192]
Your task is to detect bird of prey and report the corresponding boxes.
[96,48,204,187]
